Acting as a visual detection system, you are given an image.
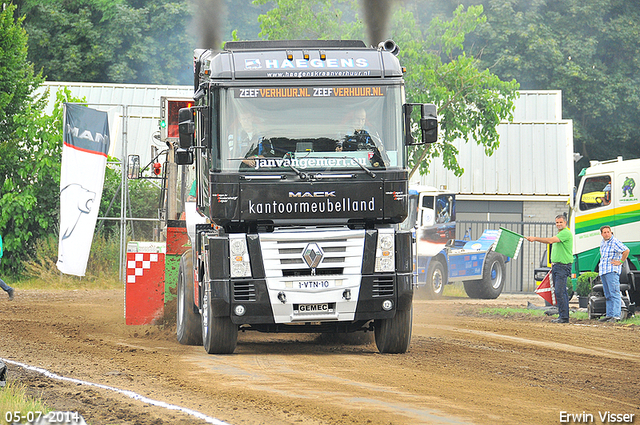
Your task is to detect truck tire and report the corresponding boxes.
[424,259,445,299]
[201,285,238,354]
[374,305,413,354]
[464,252,506,299]
[176,251,202,345]
[462,281,482,299]
[587,300,597,320]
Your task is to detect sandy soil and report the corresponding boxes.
[1,289,639,425]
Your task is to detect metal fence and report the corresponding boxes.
[456,221,557,293]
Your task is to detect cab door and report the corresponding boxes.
[613,171,640,244]
[574,174,613,267]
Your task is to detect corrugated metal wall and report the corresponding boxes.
[415,90,574,198]
[37,82,193,166]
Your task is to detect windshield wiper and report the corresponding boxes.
[282,153,308,180]
[289,162,308,180]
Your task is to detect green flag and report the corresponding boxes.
[493,227,524,260]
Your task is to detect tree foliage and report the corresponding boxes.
[253,1,519,177]
[0,86,85,274]
[469,0,640,166]
[11,0,640,167]
[1,86,161,274]
[15,0,194,84]
[253,0,361,40]
[98,163,161,241]
[0,3,48,274]
[394,5,519,177]
[0,3,42,143]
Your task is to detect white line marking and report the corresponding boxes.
[1,357,231,425]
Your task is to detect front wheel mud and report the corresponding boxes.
[464,252,506,299]
[374,306,413,354]
[176,251,202,345]
[421,259,445,299]
[201,285,238,355]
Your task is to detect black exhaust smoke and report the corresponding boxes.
[360,0,394,47]
[193,0,225,49]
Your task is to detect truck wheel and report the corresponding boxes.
[424,259,445,299]
[374,306,413,354]
[467,252,506,299]
[176,251,202,345]
[620,306,628,321]
[462,281,482,299]
[201,285,238,354]
[587,300,596,320]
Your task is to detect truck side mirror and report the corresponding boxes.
[127,154,140,179]
[403,103,416,145]
[175,148,194,165]
[178,107,195,149]
[404,103,438,146]
[420,104,438,144]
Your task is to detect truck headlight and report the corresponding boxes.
[229,234,251,278]
[375,229,395,272]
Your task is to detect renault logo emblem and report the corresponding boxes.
[302,243,324,271]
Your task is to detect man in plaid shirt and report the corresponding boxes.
[598,225,630,322]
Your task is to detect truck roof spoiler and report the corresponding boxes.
[588,156,624,167]
[224,40,367,51]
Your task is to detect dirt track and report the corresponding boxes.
[1,289,639,425]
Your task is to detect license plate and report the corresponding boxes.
[295,279,331,289]
[294,303,335,314]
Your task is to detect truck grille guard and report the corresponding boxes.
[259,229,366,278]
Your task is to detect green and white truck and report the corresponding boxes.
[570,156,640,306]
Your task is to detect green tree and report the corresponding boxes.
[253,0,362,40]
[16,0,194,85]
[0,3,42,144]
[225,0,265,41]
[395,5,519,178]
[98,163,161,241]
[470,0,640,167]
[1,87,85,274]
[253,1,519,177]
[0,3,45,274]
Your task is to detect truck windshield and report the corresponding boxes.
[217,85,403,173]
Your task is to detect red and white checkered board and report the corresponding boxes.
[127,253,163,284]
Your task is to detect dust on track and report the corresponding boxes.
[2,289,639,424]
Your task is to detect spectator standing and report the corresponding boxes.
[0,234,14,300]
[526,214,573,323]
[598,225,630,322]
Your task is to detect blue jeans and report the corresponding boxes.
[552,263,571,320]
[600,272,622,318]
[0,277,11,293]
[0,258,11,293]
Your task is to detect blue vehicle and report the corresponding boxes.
[403,186,508,299]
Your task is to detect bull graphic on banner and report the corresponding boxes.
[57,104,110,276]
[60,184,96,240]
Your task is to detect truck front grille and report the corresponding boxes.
[260,229,365,278]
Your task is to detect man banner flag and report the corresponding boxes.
[535,271,556,305]
[57,104,110,276]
